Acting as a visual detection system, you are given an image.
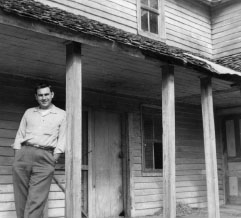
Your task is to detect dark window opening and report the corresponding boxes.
[142,105,162,171]
[154,143,162,169]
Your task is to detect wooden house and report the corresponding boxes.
[1,0,241,218]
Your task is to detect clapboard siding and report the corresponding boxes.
[35,0,137,34]
[165,0,212,59]
[129,104,224,217]
[212,0,241,58]
[34,0,215,58]
[0,73,226,218]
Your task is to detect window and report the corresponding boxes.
[141,105,162,171]
[138,0,165,39]
[224,116,241,158]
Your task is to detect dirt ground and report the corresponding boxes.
[177,205,241,218]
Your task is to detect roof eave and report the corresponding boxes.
[0,0,241,83]
[197,0,232,6]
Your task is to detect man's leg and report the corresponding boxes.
[27,149,55,218]
[12,147,32,218]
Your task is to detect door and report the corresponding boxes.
[92,111,123,218]
[224,116,241,204]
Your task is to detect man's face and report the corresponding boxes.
[35,87,54,109]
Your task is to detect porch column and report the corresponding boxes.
[200,77,220,218]
[65,42,82,218]
[162,65,176,218]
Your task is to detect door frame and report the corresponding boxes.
[222,114,241,204]
[87,109,130,218]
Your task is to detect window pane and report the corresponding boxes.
[150,12,158,34]
[154,116,162,140]
[141,0,148,6]
[141,9,149,31]
[154,143,162,169]
[143,115,153,140]
[144,142,154,169]
[150,0,158,9]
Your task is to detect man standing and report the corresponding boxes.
[12,83,66,218]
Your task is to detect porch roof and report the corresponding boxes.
[196,0,232,6]
[216,53,241,73]
[0,0,241,83]
[185,53,241,77]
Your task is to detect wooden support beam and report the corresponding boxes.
[217,106,241,116]
[0,10,145,59]
[200,77,220,218]
[65,42,82,218]
[162,65,176,218]
[176,85,240,103]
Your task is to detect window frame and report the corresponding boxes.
[137,0,166,41]
[223,115,241,159]
[141,104,163,175]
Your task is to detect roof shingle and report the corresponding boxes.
[0,0,240,81]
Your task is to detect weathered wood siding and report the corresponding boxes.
[0,73,225,218]
[212,0,241,59]
[129,104,224,217]
[34,0,214,59]
[165,0,212,59]
[35,0,137,34]
[0,75,65,218]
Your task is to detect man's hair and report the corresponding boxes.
[35,83,53,94]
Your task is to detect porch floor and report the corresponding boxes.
[177,205,241,218]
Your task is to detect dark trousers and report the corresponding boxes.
[12,146,55,218]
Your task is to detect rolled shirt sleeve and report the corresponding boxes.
[12,111,27,150]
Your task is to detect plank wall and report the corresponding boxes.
[34,0,214,59]
[128,104,224,217]
[35,0,137,34]
[0,73,225,218]
[212,0,241,59]
[165,0,212,59]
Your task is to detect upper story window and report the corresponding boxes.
[137,0,165,40]
[141,0,159,34]
[141,105,163,172]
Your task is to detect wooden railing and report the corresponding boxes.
[43,171,88,218]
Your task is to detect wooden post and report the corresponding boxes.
[200,77,220,218]
[65,42,82,218]
[162,65,176,218]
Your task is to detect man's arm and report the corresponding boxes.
[12,111,27,152]
[53,113,66,162]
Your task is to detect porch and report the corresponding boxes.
[1,1,241,218]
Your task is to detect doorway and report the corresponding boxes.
[91,111,124,218]
[223,115,241,204]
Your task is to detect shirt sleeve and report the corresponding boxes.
[54,112,66,154]
[12,111,27,150]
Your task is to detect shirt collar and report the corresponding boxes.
[34,104,57,114]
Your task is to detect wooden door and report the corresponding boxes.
[92,111,123,218]
[224,117,241,204]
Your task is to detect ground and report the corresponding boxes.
[178,205,241,218]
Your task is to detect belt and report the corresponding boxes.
[22,142,55,152]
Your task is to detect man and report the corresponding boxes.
[12,83,66,218]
